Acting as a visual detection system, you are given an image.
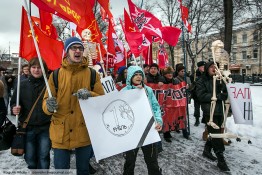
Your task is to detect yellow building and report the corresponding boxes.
[173,18,262,76]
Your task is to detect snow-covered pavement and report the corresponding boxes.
[1,86,261,175]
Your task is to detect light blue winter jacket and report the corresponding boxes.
[121,66,163,126]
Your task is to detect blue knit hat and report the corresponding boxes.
[117,66,127,74]
[64,37,84,53]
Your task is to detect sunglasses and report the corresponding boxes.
[70,45,84,51]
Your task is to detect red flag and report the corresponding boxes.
[160,26,181,46]
[19,8,37,59]
[158,42,169,69]
[107,20,126,71]
[31,0,93,28]
[178,0,192,33]
[121,10,151,57]
[100,6,107,21]
[125,31,151,57]
[181,5,192,33]
[19,7,63,70]
[127,1,180,47]
[107,20,116,56]
[39,9,58,39]
[97,0,110,17]
[142,44,153,65]
[90,0,96,7]
[124,8,136,32]
[127,0,162,37]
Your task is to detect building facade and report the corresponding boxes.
[173,18,262,76]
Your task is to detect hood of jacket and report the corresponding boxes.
[126,66,145,87]
[204,61,214,76]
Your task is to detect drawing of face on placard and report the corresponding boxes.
[102,100,135,137]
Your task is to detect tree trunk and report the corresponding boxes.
[168,45,175,68]
[223,0,233,54]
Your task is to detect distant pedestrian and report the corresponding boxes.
[10,58,51,169]
[190,61,206,126]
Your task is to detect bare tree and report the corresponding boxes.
[0,49,8,60]
[223,0,233,54]
[156,0,180,67]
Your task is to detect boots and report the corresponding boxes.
[163,132,172,142]
[202,128,208,141]
[216,152,230,172]
[194,117,200,126]
[89,163,97,174]
[182,129,190,139]
[202,141,217,161]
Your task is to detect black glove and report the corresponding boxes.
[46,97,58,113]
[217,93,228,101]
[73,88,92,100]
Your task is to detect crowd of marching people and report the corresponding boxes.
[0,37,231,174]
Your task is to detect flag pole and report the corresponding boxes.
[139,0,144,68]
[22,0,54,99]
[180,1,190,135]
[29,0,31,16]
[15,57,22,127]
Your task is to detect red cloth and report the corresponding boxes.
[127,0,162,36]
[39,9,58,39]
[19,7,63,70]
[31,0,93,29]
[160,26,181,46]
[142,44,153,65]
[107,20,116,56]
[146,82,187,132]
[127,0,181,46]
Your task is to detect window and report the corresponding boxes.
[253,49,258,59]
[232,35,237,44]
[232,52,237,62]
[253,31,259,41]
[242,33,247,43]
[242,51,247,60]
[208,42,212,48]
[180,55,184,62]
[208,52,212,60]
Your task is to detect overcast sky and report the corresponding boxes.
[0,0,129,54]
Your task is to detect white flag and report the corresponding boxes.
[227,83,253,125]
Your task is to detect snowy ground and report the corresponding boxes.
[1,86,261,175]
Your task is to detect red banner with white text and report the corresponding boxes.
[116,82,187,131]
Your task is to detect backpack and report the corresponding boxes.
[53,67,97,92]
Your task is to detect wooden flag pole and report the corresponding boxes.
[22,0,54,100]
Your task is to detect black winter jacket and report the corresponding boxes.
[10,76,51,126]
[0,97,7,126]
[190,69,204,99]
[163,76,175,84]
[196,74,227,117]
[146,73,165,84]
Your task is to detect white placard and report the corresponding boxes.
[79,89,160,161]
[100,76,118,94]
[227,83,253,125]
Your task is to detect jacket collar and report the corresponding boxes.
[62,56,89,72]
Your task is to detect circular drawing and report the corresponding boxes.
[102,99,135,137]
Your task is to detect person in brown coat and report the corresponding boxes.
[42,37,105,174]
